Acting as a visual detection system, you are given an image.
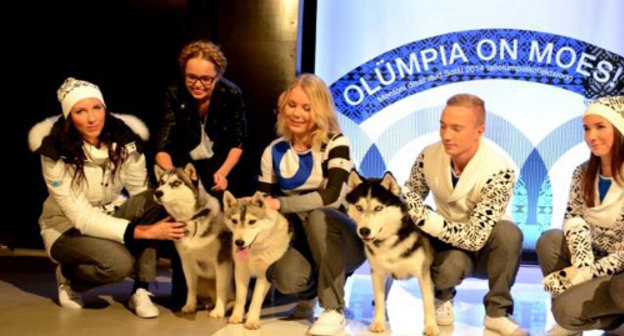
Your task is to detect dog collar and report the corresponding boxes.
[191,208,212,220]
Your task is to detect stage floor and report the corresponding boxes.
[0,255,619,336]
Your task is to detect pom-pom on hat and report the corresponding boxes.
[57,77,106,118]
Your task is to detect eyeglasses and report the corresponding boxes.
[185,74,218,87]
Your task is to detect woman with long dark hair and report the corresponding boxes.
[537,96,624,335]
[29,77,185,318]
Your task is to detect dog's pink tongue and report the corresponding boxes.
[235,247,250,261]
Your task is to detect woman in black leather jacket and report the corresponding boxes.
[155,41,247,309]
[156,40,247,194]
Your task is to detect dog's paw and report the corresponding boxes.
[423,324,440,336]
[200,299,215,311]
[228,314,243,324]
[369,321,386,333]
[208,307,225,319]
[244,319,261,330]
[181,304,197,314]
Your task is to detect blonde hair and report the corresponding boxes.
[276,90,287,110]
[446,93,486,125]
[276,74,340,150]
[178,41,227,76]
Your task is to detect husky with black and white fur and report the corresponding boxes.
[154,163,233,318]
[346,170,439,335]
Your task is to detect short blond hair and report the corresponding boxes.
[446,93,485,125]
[178,41,227,76]
[276,74,340,150]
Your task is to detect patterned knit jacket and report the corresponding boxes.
[403,140,516,251]
[563,161,624,280]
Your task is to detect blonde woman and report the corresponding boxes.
[537,96,624,336]
[256,74,366,336]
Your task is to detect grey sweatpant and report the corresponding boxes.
[430,220,523,317]
[49,190,164,292]
[536,229,624,331]
[268,208,366,310]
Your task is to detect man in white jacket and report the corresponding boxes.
[403,94,528,336]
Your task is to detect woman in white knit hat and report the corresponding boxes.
[28,77,186,318]
[536,96,624,336]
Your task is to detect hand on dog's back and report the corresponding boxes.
[134,216,187,240]
[238,196,280,211]
[239,196,281,211]
[263,196,280,211]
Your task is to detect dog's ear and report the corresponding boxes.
[251,192,266,209]
[380,171,401,196]
[223,190,238,212]
[184,163,198,182]
[348,169,364,191]
[154,164,165,181]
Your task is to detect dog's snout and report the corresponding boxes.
[154,190,163,198]
[359,227,371,237]
[235,239,245,247]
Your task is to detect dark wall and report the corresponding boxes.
[8,0,299,249]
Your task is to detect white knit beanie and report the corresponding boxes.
[57,77,106,118]
[584,96,624,135]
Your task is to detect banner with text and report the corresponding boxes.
[315,1,624,249]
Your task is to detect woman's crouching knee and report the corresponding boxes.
[269,267,312,295]
[551,295,584,330]
[96,255,134,284]
[611,273,624,310]
[267,255,313,295]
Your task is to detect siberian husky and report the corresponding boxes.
[222,191,290,330]
[154,163,233,318]
[346,170,439,335]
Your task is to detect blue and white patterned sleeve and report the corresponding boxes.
[257,144,278,195]
[278,134,352,213]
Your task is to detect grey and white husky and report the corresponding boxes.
[154,163,233,318]
[346,170,439,336]
[222,191,290,330]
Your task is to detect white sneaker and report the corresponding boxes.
[434,298,454,326]
[56,265,83,309]
[128,288,159,318]
[484,315,530,336]
[309,309,346,336]
[294,297,317,319]
[544,324,582,336]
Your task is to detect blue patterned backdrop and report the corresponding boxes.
[328,29,624,249]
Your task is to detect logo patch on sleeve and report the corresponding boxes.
[125,142,137,154]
